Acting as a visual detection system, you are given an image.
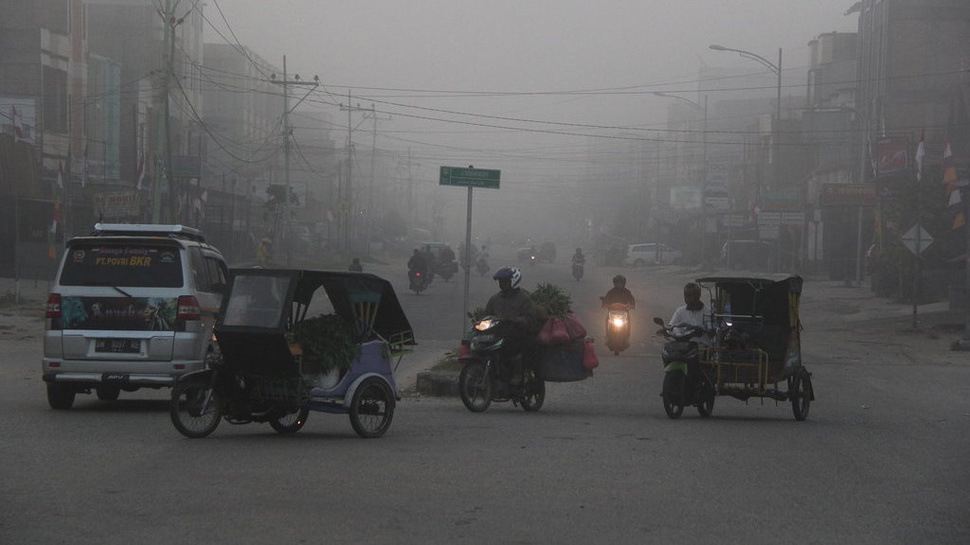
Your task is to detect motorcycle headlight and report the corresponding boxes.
[475,318,495,331]
[611,316,626,327]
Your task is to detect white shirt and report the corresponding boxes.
[669,304,712,344]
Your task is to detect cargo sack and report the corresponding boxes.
[583,338,599,370]
[562,312,587,340]
[537,316,571,345]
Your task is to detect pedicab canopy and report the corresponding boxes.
[217,268,415,375]
[695,274,802,378]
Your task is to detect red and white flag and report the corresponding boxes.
[57,161,64,189]
[135,153,145,190]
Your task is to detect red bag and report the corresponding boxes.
[583,338,599,369]
[563,312,587,340]
[538,317,571,345]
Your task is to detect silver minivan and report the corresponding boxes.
[624,242,683,267]
[42,224,228,409]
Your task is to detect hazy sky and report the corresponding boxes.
[201,1,859,235]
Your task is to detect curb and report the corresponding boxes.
[414,371,459,397]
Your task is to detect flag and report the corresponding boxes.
[135,152,145,190]
[942,135,964,229]
[915,131,925,182]
[48,197,61,259]
[57,161,64,189]
[11,105,24,142]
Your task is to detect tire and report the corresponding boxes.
[520,376,545,412]
[458,361,492,412]
[349,377,395,438]
[697,387,715,417]
[790,370,813,421]
[96,385,121,401]
[269,405,310,434]
[170,381,223,438]
[47,383,76,410]
[661,372,686,419]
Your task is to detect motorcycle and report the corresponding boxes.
[571,261,584,280]
[457,316,545,412]
[408,269,428,294]
[602,302,631,355]
[653,317,715,419]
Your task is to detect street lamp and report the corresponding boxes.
[654,92,709,264]
[710,44,783,269]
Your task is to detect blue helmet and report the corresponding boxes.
[493,266,522,289]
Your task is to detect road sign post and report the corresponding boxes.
[439,166,501,333]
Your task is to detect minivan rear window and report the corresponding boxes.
[59,242,184,288]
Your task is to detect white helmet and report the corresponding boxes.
[493,266,522,289]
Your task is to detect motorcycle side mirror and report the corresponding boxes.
[653,317,665,326]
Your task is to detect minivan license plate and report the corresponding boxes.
[95,339,140,353]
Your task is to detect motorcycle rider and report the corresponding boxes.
[408,249,430,286]
[668,282,711,345]
[348,257,363,272]
[601,274,635,309]
[484,266,538,386]
[571,247,586,266]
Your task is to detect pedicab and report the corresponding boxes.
[170,268,415,438]
[657,275,814,420]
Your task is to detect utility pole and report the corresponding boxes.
[270,57,318,265]
[340,93,375,253]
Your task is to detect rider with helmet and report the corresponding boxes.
[601,274,635,309]
[484,266,538,385]
[571,247,586,265]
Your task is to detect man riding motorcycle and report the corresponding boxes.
[483,266,538,386]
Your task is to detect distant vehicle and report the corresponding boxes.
[538,242,557,263]
[721,240,776,270]
[624,243,683,267]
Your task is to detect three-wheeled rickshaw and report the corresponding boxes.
[657,275,814,420]
[170,268,414,438]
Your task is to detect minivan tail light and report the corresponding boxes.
[46,293,62,319]
[177,295,201,321]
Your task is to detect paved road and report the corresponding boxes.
[0,257,968,545]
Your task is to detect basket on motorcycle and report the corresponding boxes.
[535,340,587,382]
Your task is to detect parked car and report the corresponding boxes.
[624,242,683,267]
[721,240,776,270]
[42,223,229,410]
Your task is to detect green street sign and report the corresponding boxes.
[439,166,500,189]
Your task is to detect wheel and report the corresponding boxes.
[458,361,492,412]
[96,385,121,401]
[661,372,685,419]
[697,387,715,417]
[520,376,545,412]
[349,377,395,438]
[170,381,223,438]
[47,383,75,410]
[790,370,813,421]
[269,405,310,434]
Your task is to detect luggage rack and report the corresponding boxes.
[91,223,207,242]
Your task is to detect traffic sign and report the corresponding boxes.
[439,166,501,189]
[901,223,933,255]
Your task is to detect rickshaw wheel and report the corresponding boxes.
[790,369,812,421]
[270,405,310,434]
[170,381,223,438]
[459,361,492,412]
[349,377,395,438]
[697,395,715,417]
[661,372,685,419]
[521,377,545,412]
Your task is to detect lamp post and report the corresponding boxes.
[654,92,709,265]
[710,44,783,269]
